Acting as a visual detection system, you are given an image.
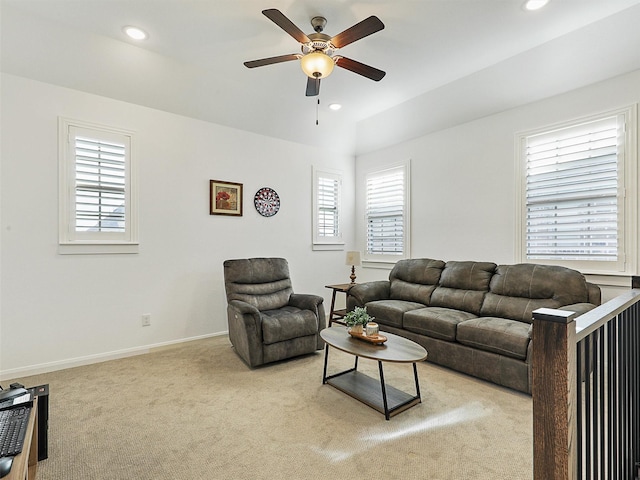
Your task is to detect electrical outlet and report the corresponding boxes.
[141,314,151,327]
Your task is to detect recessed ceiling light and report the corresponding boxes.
[123,26,148,40]
[524,0,549,11]
[328,103,342,111]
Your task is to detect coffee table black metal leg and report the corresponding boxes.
[378,361,390,420]
[413,362,421,398]
[322,344,330,384]
[323,347,359,384]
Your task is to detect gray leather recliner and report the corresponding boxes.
[223,257,326,367]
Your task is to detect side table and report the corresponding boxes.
[325,283,355,326]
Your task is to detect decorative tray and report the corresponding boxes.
[348,330,387,345]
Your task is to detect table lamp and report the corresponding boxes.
[345,251,361,284]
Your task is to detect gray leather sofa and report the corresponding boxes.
[346,258,601,393]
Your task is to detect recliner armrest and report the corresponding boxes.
[228,299,260,315]
[289,293,324,311]
[347,281,390,308]
[289,293,326,340]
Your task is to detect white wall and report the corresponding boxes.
[355,69,640,300]
[0,74,355,379]
[4,68,638,378]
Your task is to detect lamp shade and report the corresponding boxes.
[300,51,335,79]
[345,251,361,266]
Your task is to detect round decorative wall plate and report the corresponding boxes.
[254,187,280,217]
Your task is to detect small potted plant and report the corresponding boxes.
[344,306,374,335]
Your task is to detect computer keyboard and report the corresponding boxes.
[0,406,30,457]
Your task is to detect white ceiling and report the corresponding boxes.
[2,0,640,155]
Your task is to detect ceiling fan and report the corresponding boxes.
[244,9,386,97]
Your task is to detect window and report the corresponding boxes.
[364,161,410,263]
[517,106,637,274]
[59,118,138,254]
[312,168,343,250]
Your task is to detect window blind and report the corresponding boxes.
[74,135,126,233]
[317,176,340,238]
[525,115,622,261]
[366,167,405,255]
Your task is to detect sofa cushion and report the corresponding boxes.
[261,306,319,345]
[388,258,445,304]
[481,294,564,324]
[480,263,590,322]
[365,299,426,328]
[430,261,496,315]
[439,261,497,290]
[404,307,477,341]
[456,317,531,360]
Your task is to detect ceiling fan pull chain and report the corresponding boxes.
[316,98,320,125]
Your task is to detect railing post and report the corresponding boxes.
[532,308,578,480]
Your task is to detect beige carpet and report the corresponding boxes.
[10,335,533,480]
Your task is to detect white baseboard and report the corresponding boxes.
[0,331,228,382]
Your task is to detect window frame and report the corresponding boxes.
[516,105,637,275]
[58,117,139,254]
[312,167,344,251]
[363,160,411,266]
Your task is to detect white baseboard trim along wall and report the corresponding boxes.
[0,332,226,382]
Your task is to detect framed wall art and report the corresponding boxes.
[210,180,243,216]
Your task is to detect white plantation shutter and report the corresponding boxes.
[74,135,126,233]
[317,175,340,238]
[525,115,622,262]
[59,118,138,253]
[366,165,408,257]
[312,168,343,249]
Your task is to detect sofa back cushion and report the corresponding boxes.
[430,261,497,315]
[224,258,293,311]
[389,258,445,305]
[480,263,590,323]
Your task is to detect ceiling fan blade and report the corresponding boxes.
[244,54,300,68]
[262,9,311,44]
[306,77,321,97]
[330,16,384,49]
[335,56,386,81]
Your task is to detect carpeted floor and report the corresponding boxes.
[9,335,533,479]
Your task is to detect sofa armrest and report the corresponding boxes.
[586,282,601,306]
[347,281,390,309]
[558,302,597,317]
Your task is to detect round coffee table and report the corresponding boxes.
[320,326,428,420]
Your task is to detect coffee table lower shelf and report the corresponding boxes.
[324,367,421,420]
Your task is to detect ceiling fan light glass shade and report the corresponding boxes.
[300,51,335,79]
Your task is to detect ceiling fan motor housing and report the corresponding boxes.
[301,33,335,56]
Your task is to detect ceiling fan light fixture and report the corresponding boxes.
[300,51,335,79]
